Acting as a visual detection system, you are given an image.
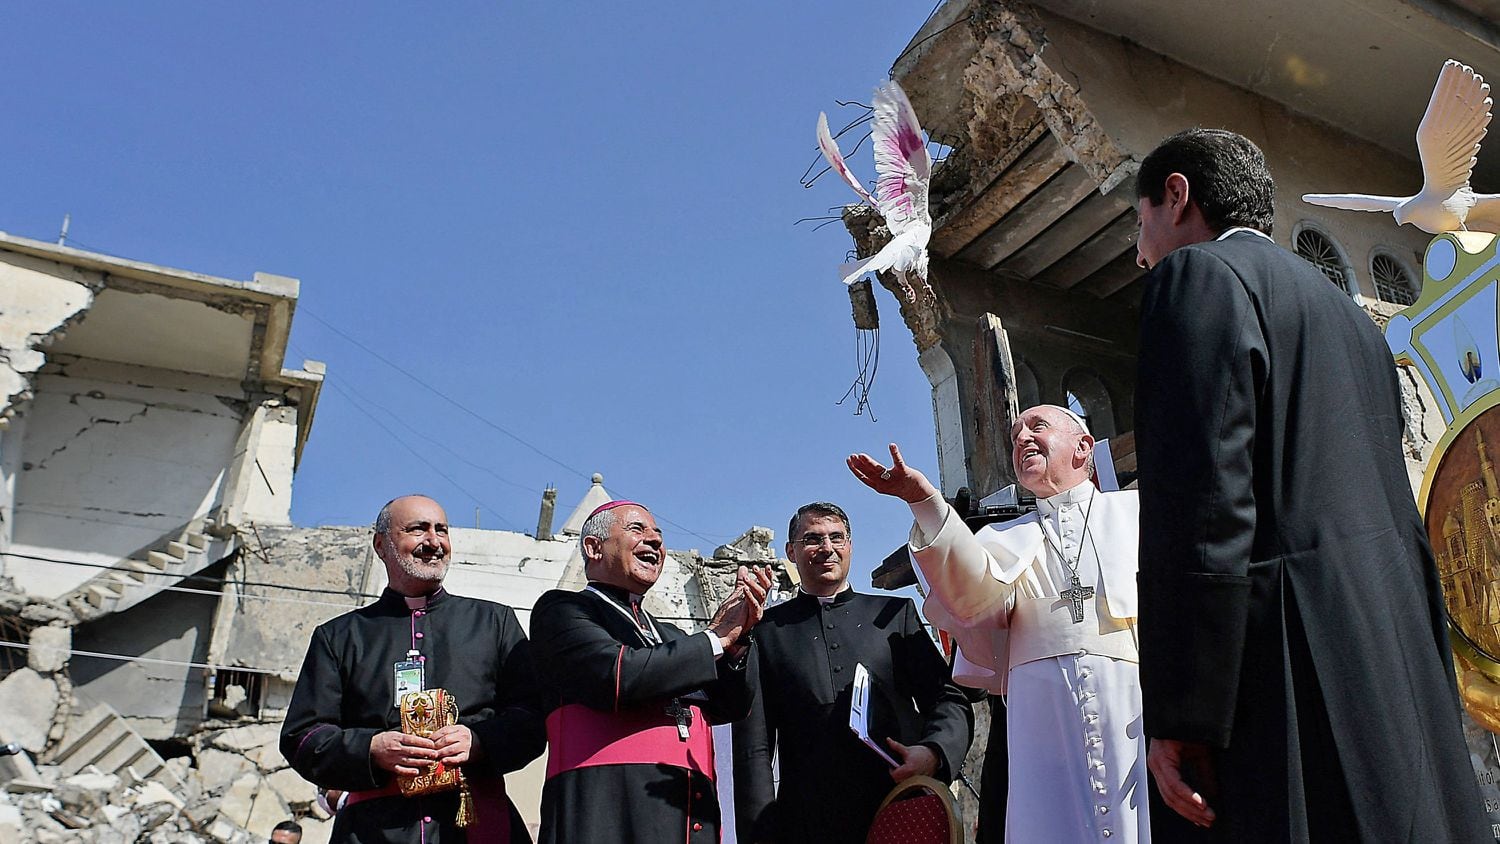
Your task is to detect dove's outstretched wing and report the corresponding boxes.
[1301,193,1405,212]
[817,112,877,208]
[1417,60,1492,195]
[870,81,932,233]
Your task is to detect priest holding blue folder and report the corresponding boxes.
[731,501,972,844]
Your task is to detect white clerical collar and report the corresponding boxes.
[400,587,446,610]
[1036,481,1095,515]
[1217,226,1273,243]
[801,584,850,605]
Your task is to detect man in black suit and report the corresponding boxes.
[733,502,972,844]
[1133,128,1487,841]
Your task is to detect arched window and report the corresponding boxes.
[1014,359,1041,412]
[1062,369,1116,439]
[1371,252,1417,306]
[1294,224,1355,295]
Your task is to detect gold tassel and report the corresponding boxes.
[455,771,475,828]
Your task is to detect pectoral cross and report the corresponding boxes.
[1060,575,1094,624]
[665,699,691,742]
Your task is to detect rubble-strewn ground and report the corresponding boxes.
[0,718,335,844]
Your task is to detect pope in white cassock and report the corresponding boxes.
[849,404,1148,843]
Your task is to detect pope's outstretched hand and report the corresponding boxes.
[848,443,940,505]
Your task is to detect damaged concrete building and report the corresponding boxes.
[0,232,325,843]
[0,232,791,843]
[852,0,1471,504]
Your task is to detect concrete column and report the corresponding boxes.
[919,345,970,498]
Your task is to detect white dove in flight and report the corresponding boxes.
[1303,59,1500,234]
[818,80,933,300]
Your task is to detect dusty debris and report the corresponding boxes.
[25,627,70,675]
[0,670,60,754]
[0,761,222,844]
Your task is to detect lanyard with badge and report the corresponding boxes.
[394,649,424,708]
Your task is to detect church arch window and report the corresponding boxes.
[1293,222,1356,296]
[1014,359,1041,412]
[1371,251,1418,306]
[1061,368,1116,439]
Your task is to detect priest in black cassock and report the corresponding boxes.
[732,502,972,844]
[281,494,546,843]
[1132,128,1488,841]
[529,500,774,844]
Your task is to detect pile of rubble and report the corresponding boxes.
[0,718,335,844]
[0,691,333,844]
[1,766,204,844]
[0,719,334,844]
[0,587,335,844]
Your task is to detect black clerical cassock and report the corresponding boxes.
[733,590,973,844]
[529,584,752,844]
[280,588,545,843]
[1135,231,1488,841]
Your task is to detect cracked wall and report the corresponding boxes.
[0,256,96,575]
[70,571,220,740]
[7,356,245,599]
[0,255,95,421]
[239,404,300,526]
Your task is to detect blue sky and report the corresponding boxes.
[1,3,948,588]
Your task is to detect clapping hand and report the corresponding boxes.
[848,443,940,504]
[709,565,775,655]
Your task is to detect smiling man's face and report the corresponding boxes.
[585,506,665,595]
[1010,406,1095,498]
[374,496,451,595]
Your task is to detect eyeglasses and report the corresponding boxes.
[797,533,849,548]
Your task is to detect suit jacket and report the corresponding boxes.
[732,590,973,844]
[910,491,1139,693]
[1135,231,1487,841]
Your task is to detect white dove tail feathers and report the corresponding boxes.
[839,256,876,286]
[1301,193,1404,212]
[839,255,929,302]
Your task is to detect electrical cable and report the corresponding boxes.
[0,639,297,677]
[320,377,525,532]
[0,550,717,622]
[298,310,732,546]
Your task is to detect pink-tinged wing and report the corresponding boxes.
[871,81,932,228]
[1417,59,1491,195]
[818,112,877,207]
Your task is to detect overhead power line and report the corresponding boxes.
[0,549,717,622]
[298,309,731,546]
[301,308,594,483]
[0,639,297,677]
[319,374,526,532]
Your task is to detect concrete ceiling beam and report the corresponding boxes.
[1036,211,1141,292]
[955,163,1099,269]
[999,190,1132,280]
[931,128,1065,258]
